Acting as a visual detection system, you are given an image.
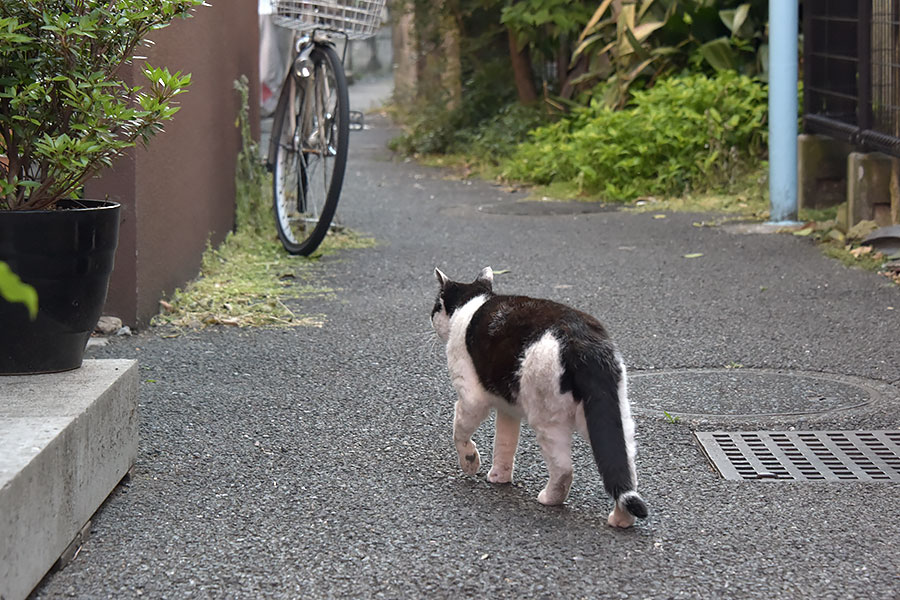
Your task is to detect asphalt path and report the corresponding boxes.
[33,115,900,599]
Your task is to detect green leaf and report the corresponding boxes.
[623,26,652,62]
[698,37,737,71]
[720,4,751,37]
[0,261,38,320]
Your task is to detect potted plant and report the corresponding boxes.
[0,0,203,374]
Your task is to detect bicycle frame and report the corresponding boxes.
[266,31,348,172]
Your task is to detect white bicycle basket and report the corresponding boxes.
[272,0,386,40]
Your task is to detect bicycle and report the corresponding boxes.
[266,0,385,255]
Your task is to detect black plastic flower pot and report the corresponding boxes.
[0,199,121,375]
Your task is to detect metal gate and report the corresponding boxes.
[804,0,900,157]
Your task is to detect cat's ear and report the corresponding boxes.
[434,267,449,288]
[476,266,494,288]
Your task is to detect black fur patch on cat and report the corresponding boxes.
[465,296,617,404]
[432,278,492,320]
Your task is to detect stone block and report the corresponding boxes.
[847,152,897,228]
[891,158,900,225]
[798,133,854,210]
[0,359,138,600]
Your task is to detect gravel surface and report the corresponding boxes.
[32,115,900,599]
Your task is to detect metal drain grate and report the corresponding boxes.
[695,431,900,481]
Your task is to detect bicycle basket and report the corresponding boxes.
[272,0,386,40]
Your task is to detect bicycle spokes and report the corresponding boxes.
[271,43,349,256]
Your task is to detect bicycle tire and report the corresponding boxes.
[272,44,349,255]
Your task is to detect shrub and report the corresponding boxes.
[389,56,527,157]
[458,103,549,164]
[390,99,548,165]
[0,1,200,210]
[501,71,768,201]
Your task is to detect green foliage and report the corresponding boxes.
[462,102,549,164]
[391,96,547,163]
[233,76,270,237]
[663,410,681,424]
[501,0,595,60]
[0,0,203,211]
[501,71,768,201]
[390,57,539,157]
[392,0,774,209]
[0,260,38,320]
[571,0,769,109]
[694,1,769,79]
[572,0,679,109]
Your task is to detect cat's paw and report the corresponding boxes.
[487,465,513,484]
[537,471,572,505]
[607,505,636,529]
[458,444,481,475]
[537,488,566,506]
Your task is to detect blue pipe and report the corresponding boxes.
[768,0,800,224]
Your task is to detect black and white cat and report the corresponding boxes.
[431,267,648,528]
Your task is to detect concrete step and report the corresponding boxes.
[0,359,138,600]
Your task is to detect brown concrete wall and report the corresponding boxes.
[86,1,260,327]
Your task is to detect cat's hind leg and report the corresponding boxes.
[453,396,490,475]
[487,409,520,483]
[533,423,574,506]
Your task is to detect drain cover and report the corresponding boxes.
[695,430,900,481]
[629,368,889,418]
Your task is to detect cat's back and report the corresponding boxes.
[467,294,610,347]
[462,294,613,401]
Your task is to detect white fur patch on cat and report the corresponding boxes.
[615,354,638,487]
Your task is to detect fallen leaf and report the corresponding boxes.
[850,245,873,258]
[653,214,667,219]
[159,300,174,313]
[792,228,814,237]
[683,253,704,259]
[827,229,845,243]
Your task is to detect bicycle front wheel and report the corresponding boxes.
[272,44,350,255]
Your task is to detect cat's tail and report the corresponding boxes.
[572,352,648,524]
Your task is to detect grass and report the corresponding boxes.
[151,226,374,334]
[662,411,682,424]
[781,198,899,284]
[624,167,770,218]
